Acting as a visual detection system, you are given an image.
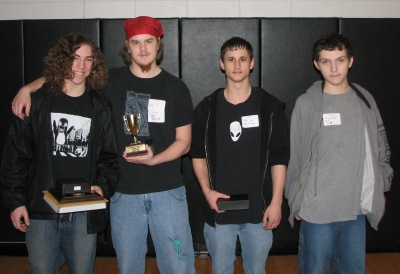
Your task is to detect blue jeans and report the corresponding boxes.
[25,212,97,274]
[298,215,366,274]
[110,186,195,274]
[204,222,273,274]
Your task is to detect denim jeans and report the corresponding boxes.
[25,212,97,274]
[298,215,366,274]
[204,222,273,274]
[110,186,195,274]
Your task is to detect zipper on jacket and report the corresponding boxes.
[205,109,213,190]
[261,113,273,212]
[313,117,324,196]
[204,107,219,226]
[204,107,218,229]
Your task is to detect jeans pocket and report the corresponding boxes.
[110,192,122,203]
[168,186,187,201]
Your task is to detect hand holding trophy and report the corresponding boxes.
[123,113,147,156]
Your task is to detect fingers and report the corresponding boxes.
[25,104,31,117]
[91,185,104,197]
[263,210,281,230]
[10,209,29,232]
[206,191,230,213]
[17,219,29,232]
[123,148,153,165]
[263,218,281,230]
[11,102,27,120]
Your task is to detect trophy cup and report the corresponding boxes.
[123,114,147,156]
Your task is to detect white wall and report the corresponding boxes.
[0,0,399,20]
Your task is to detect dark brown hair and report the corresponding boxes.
[312,33,353,61]
[220,37,254,60]
[43,33,108,94]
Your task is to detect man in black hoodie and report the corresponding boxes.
[190,37,290,274]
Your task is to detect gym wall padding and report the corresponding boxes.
[0,18,398,256]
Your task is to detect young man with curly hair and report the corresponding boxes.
[285,33,393,274]
[1,33,119,274]
[10,17,195,274]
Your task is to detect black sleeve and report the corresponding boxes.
[95,102,120,199]
[189,101,207,159]
[269,105,290,166]
[1,116,34,212]
[173,80,193,128]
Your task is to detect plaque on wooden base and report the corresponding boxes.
[43,190,108,214]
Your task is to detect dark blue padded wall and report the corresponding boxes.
[340,18,400,251]
[0,20,25,253]
[260,18,338,253]
[0,18,399,256]
[100,18,180,77]
[23,20,100,83]
[261,18,338,120]
[181,18,260,108]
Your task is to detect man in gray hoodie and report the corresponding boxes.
[285,33,393,274]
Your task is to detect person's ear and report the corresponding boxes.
[313,59,320,71]
[220,59,225,71]
[349,56,354,68]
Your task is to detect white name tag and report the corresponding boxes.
[323,113,341,126]
[241,115,259,128]
[148,99,166,123]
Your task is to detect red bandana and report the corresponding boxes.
[124,16,164,40]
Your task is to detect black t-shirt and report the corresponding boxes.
[50,91,93,183]
[215,89,264,224]
[103,66,193,194]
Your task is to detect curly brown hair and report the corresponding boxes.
[119,39,164,65]
[43,33,108,94]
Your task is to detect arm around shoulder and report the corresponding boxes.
[12,77,46,120]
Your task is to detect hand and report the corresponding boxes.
[262,203,281,230]
[123,145,156,166]
[91,185,104,197]
[10,206,30,232]
[295,215,302,221]
[203,189,230,213]
[12,87,32,120]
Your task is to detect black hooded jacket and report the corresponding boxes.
[1,87,119,234]
[190,87,290,226]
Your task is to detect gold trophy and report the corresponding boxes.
[123,114,147,156]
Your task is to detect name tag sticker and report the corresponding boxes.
[323,113,341,126]
[242,115,259,128]
[148,99,166,123]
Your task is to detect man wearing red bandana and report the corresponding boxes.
[11,16,195,274]
[110,16,195,274]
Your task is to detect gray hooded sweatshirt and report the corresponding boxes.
[285,81,393,230]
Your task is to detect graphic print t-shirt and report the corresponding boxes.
[215,89,264,224]
[50,92,93,181]
[102,67,193,194]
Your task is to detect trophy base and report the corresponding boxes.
[217,194,249,210]
[126,143,147,157]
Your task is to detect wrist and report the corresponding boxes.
[270,198,282,207]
